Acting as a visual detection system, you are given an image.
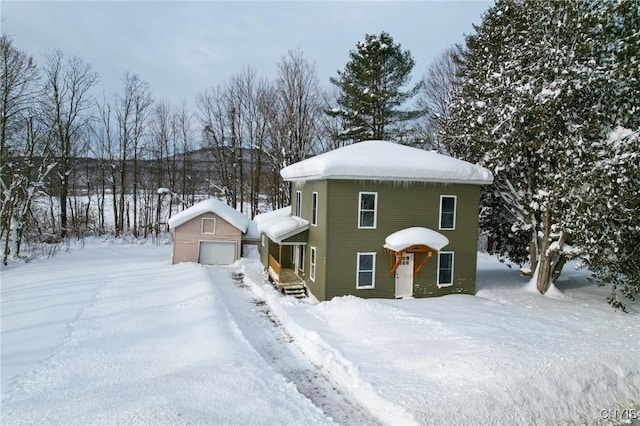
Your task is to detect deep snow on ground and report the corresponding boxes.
[1,241,331,425]
[2,242,639,425]
[239,253,640,426]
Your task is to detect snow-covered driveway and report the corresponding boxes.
[1,243,333,425]
[209,267,379,425]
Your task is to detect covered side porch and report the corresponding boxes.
[254,207,309,297]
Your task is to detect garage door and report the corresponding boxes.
[199,241,237,265]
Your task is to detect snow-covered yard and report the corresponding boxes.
[2,242,639,425]
[0,242,330,425]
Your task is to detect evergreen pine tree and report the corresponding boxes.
[442,0,639,308]
[327,31,423,142]
[569,0,640,310]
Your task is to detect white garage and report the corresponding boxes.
[199,241,237,265]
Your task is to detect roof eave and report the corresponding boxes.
[168,211,248,232]
[282,174,493,185]
[266,224,310,244]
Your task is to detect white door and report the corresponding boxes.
[395,253,414,298]
[199,241,237,265]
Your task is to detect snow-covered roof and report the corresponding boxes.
[243,220,261,241]
[168,199,251,232]
[280,140,493,185]
[383,227,450,252]
[254,206,309,243]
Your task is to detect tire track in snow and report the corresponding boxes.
[207,268,381,426]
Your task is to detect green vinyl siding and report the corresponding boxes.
[291,180,328,298]
[280,178,482,301]
[323,180,481,301]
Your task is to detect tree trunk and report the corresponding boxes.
[133,144,138,238]
[60,175,68,238]
[535,207,553,294]
[551,255,567,283]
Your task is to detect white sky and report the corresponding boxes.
[1,1,491,106]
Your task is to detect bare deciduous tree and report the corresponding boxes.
[92,97,118,235]
[1,35,42,263]
[41,50,98,237]
[114,73,152,237]
[198,67,272,214]
[416,45,463,151]
[266,49,324,207]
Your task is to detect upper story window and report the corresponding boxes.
[358,192,377,229]
[201,217,216,234]
[295,191,302,217]
[437,251,454,287]
[439,195,457,230]
[311,192,318,226]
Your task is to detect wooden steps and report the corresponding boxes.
[278,283,307,299]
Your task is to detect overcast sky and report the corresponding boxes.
[2,1,491,107]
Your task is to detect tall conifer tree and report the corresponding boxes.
[442,0,639,308]
[328,32,423,142]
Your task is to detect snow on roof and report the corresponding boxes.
[253,206,291,226]
[243,220,261,241]
[383,227,450,252]
[168,199,251,232]
[254,206,309,243]
[280,140,493,185]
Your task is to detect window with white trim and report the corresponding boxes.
[358,192,377,229]
[201,217,216,234]
[356,252,376,289]
[295,191,302,217]
[311,192,318,226]
[439,195,457,230]
[310,246,316,282]
[298,245,305,272]
[437,252,454,287]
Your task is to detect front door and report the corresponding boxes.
[395,253,414,298]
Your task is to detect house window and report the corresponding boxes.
[358,192,377,229]
[295,191,302,217]
[310,246,316,282]
[439,195,457,230]
[438,252,454,287]
[356,252,376,289]
[201,217,216,234]
[311,192,318,226]
[298,245,305,272]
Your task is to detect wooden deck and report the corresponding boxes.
[278,268,305,286]
[267,254,306,297]
[267,264,304,287]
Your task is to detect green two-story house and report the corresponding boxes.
[255,140,493,301]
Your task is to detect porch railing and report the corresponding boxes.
[268,254,281,283]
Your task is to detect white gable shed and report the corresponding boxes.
[168,199,251,265]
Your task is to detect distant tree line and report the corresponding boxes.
[1,33,432,264]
